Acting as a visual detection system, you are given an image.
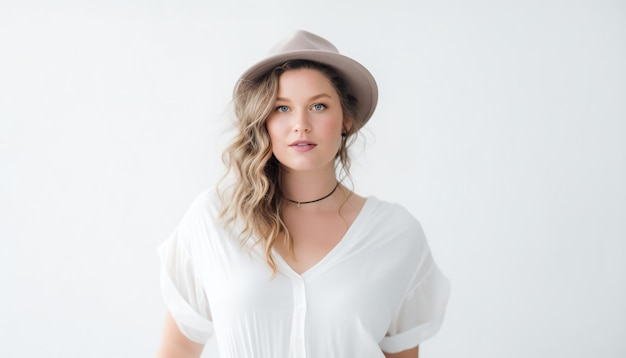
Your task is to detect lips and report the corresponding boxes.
[289,140,316,152]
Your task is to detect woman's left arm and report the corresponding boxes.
[383,346,419,358]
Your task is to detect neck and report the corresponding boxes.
[279,167,339,206]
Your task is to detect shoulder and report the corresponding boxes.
[173,188,223,238]
[367,196,424,234]
[361,196,429,253]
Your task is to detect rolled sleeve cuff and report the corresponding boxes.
[379,316,444,353]
[159,246,214,344]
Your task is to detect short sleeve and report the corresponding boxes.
[158,228,214,343]
[379,250,451,353]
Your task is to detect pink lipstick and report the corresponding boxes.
[289,140,316,152]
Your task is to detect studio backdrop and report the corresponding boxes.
[1,0,624,357]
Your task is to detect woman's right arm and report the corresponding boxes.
[157,311,205,358]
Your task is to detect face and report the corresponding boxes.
[266,69,351,175]
[266,68,352,174]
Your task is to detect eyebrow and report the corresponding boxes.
[275,93,332,102]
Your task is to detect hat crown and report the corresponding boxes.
[269,30,339,55]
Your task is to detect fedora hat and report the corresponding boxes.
[239,30,378,127]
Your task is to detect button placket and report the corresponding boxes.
[290,276,308,358]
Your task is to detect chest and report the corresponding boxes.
[204,240,408,342]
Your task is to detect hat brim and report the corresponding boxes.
[239,49,378,126]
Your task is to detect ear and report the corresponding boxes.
[343,117,354,132]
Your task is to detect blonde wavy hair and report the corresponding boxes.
[218,60,361,273]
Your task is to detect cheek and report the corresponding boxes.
[322,119,343,137]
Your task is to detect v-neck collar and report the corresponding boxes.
[272,196,378,279]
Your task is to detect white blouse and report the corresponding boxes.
[159,189,450,357]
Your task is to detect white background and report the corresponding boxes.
[1,0,624,357]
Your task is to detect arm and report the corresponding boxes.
[157,311,205,358]
[384,346,419,358]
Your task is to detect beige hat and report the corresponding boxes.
[239,30,378,126]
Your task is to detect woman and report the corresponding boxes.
[158,30,450,358]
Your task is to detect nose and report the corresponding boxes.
[292,110,311,133]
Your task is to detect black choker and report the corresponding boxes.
[284,182,340,208]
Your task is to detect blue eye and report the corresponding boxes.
[312,103,326,111]
[276,105,289,112]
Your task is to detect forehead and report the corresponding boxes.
[276,68,338,99]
